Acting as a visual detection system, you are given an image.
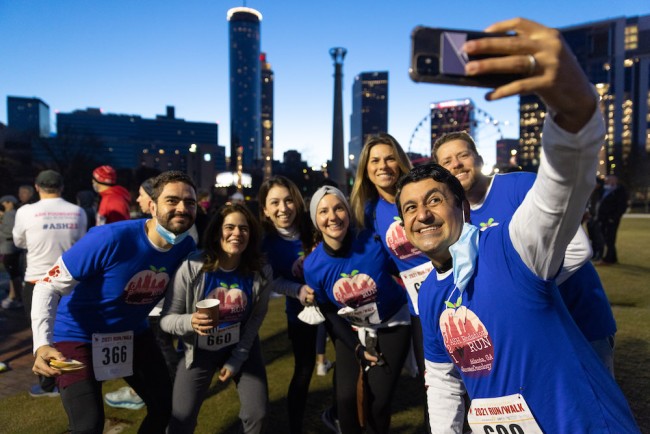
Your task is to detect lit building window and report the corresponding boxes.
[624,25,638,50]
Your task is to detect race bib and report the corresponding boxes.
[468,394,543,434]
[91,331,134,381]
[338,302,381,325]
[399,261,434,314]
[197,323,241,351]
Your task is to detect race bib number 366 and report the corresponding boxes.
[92,331,134,381]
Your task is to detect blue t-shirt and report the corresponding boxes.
[203,269,254,328]
[369,198,431,316]
[262,233,304,323]
[54,219,196,342]
[418,223,638,433]
[304,229,406,326]
[471,172,616,341]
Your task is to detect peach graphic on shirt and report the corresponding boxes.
[439,305,494,377]
[385,217,420,259]
[206,282,248,323]
[333,270,377,308]
[123,266,170,304]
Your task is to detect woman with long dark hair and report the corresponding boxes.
[161,203,272,434]
[258,175,321,434]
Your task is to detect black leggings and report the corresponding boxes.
[335,324,411,434]
[411,315,432,434]
[287,319,318,434]
[59,331,172,434]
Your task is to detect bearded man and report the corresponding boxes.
[31,171,197,434]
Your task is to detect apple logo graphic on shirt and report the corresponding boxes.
[479,217,499,231]
[123,266,170,304]
[439,305,494,377]
[386,217,420,259]
[206,282,248,323]
[333,270,377,308]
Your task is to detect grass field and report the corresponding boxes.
[1,217,648,433]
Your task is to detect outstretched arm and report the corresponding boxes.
[465,18,603,278]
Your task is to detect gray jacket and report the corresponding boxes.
[160,250,272,375]
[0,209,18,255]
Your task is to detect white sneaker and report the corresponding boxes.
[104,386,144,410]
[316,360,333,376]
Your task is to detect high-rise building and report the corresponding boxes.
[430,99,476,153]
[44,106,220,176]
[7,96,50,138]
[495,138,520,170]
[261,52,274,179]
[227,7,263,171]
[349,71,388,169]
[519,14,650,175]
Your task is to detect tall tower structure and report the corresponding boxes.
[349,71,388,170]
[261,52,274,180]
[330,47,347,190]
[227,7,262,171]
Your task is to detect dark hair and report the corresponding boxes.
[257,176,315,252]
[395,163,466,221]
[432,131,478,163]
[140,177,155,197]
[150,171,196,201]
[202,203,263,275]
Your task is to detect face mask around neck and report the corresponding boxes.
[448,222,480,294]
[155,222,190,246]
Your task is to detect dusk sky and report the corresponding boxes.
[2,1,648,169]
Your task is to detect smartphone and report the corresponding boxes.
[409,26,522,88]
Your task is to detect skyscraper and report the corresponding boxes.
[261,52,274,180]
[7,96,50,138]
[430,99,476,154]
[519,14,650,175]
[227,7,263,171]
[349,71,388,170]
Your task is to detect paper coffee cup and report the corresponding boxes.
[196,299,220,325]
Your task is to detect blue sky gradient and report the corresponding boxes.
[2,1,648,168]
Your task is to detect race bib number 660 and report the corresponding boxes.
[92,331,134,381]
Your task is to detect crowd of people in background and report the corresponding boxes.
[0,16,641,434]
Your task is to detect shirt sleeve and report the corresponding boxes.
[11,208,27,249]
[424,360,467,434]
[31,257,79,353]
[510,104,605,279]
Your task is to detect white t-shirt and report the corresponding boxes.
[13,197,87,281]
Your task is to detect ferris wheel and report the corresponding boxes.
[407,101,509,168]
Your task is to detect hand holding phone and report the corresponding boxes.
[410,26,522,88]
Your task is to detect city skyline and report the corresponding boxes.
[2,1,648,170]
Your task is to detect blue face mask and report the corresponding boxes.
[155,222,190,246]
[448,222,480,294]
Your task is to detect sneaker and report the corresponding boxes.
[104,386,145,410]
[321,407,342,434]
[1,298,23,310]
[29,384,60,397]
[316,359,333,376]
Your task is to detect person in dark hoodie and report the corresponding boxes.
[76,190,97,229]
[92,165,131,225]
